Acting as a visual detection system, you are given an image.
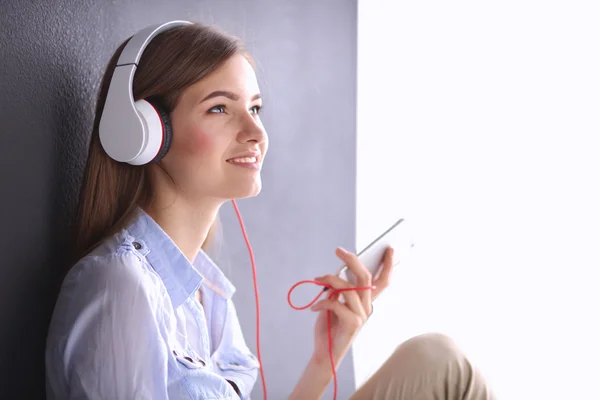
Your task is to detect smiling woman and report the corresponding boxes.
[44,20,497,400]
[45,22,268,400]
[158,53,268,217]
[68,23,260,264]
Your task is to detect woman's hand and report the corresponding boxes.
[310,246,394,366]
[288,246,394,400]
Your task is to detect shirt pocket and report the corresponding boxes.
[214,349,260,372]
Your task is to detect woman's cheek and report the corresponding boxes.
[185,129,217,157]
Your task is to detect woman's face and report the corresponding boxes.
[160,54,268,202]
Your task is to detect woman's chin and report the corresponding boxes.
[228,182,262,200]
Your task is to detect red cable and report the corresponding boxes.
[232,200,372,400]
[231,200,267,400]
[287,280,374,400]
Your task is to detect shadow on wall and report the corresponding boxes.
[0,4,101,397]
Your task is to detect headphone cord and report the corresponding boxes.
[232,199,372,400]
[231,200,267,400]
[286,281,374,400]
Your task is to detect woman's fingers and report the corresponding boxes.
[310,298,365,330]
[372,247,394,299]
[315,274,366,318]
[336,247,372,289]
[313,246,395,322]
[335,247,373,312]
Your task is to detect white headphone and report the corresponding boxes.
[99,20,192,165]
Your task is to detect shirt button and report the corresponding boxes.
[133,242,142,250]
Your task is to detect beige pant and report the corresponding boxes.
[350,333,496,400]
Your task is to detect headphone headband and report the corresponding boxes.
[99,20,192,165]
[117,20,192,66]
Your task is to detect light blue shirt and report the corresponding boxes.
[45,208,259,399]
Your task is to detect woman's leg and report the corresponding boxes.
[350,333,496,400]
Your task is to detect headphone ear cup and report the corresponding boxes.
[146,100,173,164]
[150,102,173,163]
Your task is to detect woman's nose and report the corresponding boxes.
[238,115,267,144]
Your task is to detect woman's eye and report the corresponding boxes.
[250,105,262,115]
[208,105,226,113]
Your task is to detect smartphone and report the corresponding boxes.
[335,217,412,286]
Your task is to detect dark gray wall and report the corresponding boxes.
[0,1,357,399]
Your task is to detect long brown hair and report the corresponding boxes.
[71,22,245,264]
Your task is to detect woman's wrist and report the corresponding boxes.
[289,352,334,400]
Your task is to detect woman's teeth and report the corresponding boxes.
[229,157,257,163]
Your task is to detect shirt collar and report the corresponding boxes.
[193,248,236,300]
[125,208,235,306]
[126,208,202,308]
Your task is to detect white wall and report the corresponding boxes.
[353,1,600,399]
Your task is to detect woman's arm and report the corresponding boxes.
[288,353,334,400]
[47,252,172,399]
[46,251,239,400]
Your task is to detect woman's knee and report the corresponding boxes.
[399,332,458,350]
[354,333,495,400]
[392,332,464,366]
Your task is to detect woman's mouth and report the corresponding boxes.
[226,156,261,170]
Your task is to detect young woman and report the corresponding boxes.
[45,22,496,400]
